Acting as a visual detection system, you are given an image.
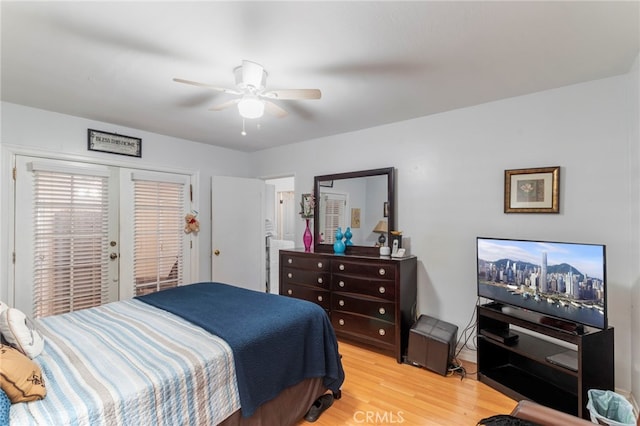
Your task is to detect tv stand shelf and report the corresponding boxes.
[477,303,614,419]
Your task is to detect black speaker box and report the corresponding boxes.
[407,315,458,376]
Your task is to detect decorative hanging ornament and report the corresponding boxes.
[184,211,200,234]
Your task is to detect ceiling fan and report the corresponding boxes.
[173,60,321,119]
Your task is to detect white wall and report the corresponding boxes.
[251,74,636,392]
[0,102,253,294]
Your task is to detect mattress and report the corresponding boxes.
[10,299,241,426]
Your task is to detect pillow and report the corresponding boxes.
[0,344,46,403]
[0,388,9,425]
[0,308,44,359]
[0,302,9,346]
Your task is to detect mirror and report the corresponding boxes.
[314,167,395,256]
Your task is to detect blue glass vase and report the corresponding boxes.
[344,227,353,246]
[333,227,346,254]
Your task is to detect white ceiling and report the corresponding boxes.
[2,1,638,152]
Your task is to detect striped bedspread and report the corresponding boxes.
[10,299,241,426]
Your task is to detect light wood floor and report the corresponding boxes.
[298,340,518,426]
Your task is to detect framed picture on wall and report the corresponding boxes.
[88,129,142,157]
[351,208,361,228]
[383,201,389,218]
[504,166,560,213]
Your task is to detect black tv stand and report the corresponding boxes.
[477,303,614,419]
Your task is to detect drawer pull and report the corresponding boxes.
[338,319,345,326]
[379,286,385,294]
[317,262,323,268]
[288,258,292,264]
[379,329,386,336]
[378,268,386,276]
[379,307,386,315]
[317,277,323,284]
[317,295,323,302]
[287,289,293,295]
[288,273,292,279]
[339,300,345,307]
[339,264,345,271]
[339,281,345,288]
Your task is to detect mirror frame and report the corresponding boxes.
[313,167,395,256]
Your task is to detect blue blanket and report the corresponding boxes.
[136,282,344,417]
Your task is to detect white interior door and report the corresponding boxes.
[279,191,296,241]
[211,176,265,292]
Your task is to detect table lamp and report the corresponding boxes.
[372,220,389,255]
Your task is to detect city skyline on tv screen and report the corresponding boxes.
[477,237,607,329]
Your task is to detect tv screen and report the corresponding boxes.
[477,237,607,331]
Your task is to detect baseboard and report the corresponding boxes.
[455,345,477,365]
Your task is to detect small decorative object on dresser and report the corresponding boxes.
[300,193,315,252]
[344,227,353,246]
[280,249,417,363]
[303,220,313,252]
[333,227,346,254]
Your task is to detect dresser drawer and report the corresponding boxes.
[282,267,330,289]
[332,274,396,300]
[281,254,330,271]
[331,260,396,280]
[332,293,395,323]
[331,311,395,345]
[281,283,330,310]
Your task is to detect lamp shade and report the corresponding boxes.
[237,96,265,119]
[373,220,388,247]
[372,220,388,234]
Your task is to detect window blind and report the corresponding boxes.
[133,179,184,296]
[32,170,110,317]
[322,194,346,244]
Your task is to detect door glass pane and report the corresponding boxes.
[133,180,184,296]
[32,170,109,317]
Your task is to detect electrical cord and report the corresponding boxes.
[447,297,481,380]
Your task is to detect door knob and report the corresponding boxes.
[110,252,118,260]
[214,249,220,256]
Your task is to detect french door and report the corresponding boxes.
[13,156,193,318]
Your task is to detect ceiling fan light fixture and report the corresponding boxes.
[238,96,265,119]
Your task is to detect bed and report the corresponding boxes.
[9,282,344,425]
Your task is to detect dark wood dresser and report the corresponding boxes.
[279,249,417,363]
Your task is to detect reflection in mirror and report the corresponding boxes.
[314,168,395,256]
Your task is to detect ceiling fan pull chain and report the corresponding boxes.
[241,119,247,136]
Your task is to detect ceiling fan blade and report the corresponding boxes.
[208,99,239,111]
[264,101,288,118]
[262,89,321,100]
[173,78,242,95]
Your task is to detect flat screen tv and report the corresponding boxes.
[477,237,607,331]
